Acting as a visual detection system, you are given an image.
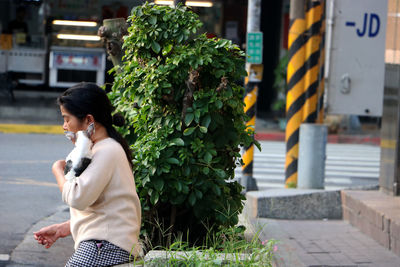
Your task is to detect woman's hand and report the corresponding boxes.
[52,160,66,175]
[33,221,71,249]
[52,160,67,192]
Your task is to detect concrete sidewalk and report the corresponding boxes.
[251,218,400,267]
[240,189,400,267]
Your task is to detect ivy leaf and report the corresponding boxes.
[169,138,185,146]
[166,157,180,164]
[188,192,196,206]
[199,126,207,133]
[183,127,195,136]
[151,41,161,53]
[185,113,194,126]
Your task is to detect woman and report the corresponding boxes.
[33,82,142,266]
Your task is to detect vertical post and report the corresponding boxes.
[303,1,323,123]
[298,123,327,189]
[317,0,326,123]
[241,0,262,192]
[285,0,325,188]
[285,0,306,187]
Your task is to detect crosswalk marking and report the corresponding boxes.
[235,141,381,190]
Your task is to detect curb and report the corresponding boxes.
[8,205,74,267]
[0,124,63,135]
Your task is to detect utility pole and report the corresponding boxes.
[241,0,262,192]
[285,0,306,188]
[285,0,326,188]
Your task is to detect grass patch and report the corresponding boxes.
[142,224,278,266]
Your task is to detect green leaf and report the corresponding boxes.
[204,152,212,163]
[188,192,196,206]
[162,44,173,56]
[183,127,195,136]
[170,194,186,205]
[175,181,182,192]
[184,166,190,176]
[215,100,223,109]
[169,138,184,146]
[201,114,211,128]
[182,184,189,194]
[215,69,224,78]
[151,41,161,53]
[150,191,159,205]
[199,126,207,133]
[148,15,157,25]
[166,157,180,164]
[153,178,164,191]
[215,169,226,178]
[185,113,194,126]
[195,189,203,199]
[212,184,221,196]
[202,167,209,175]
[194,109,201,123]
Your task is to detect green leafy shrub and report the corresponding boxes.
[109,2,257,247]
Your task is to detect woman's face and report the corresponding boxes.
[60,105,86,133]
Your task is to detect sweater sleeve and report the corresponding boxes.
[62,143,117,210]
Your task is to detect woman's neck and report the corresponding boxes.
[91,125,109,144]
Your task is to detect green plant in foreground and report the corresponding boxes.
[147,225,278,266]
[109,2,259,247]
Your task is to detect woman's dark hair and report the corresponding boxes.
[57,82,133,168]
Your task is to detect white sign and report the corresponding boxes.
[325,0,387,116]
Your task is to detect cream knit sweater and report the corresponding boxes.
[62,138,141,255]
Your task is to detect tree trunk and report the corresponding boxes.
[98,18,128,72]
[174,0,186,6]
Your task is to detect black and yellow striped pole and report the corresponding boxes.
[241,0,262,192]
[303,1,323,123]
[285,0,325,187]
[285,0,306,188]
[241,77,259,192]
[317,0,326,123]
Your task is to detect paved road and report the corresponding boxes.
[0,133,71,265]
[235,141,381,190]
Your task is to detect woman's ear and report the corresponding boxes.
[86,114,95,124]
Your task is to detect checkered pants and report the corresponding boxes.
[65,240,132,267]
